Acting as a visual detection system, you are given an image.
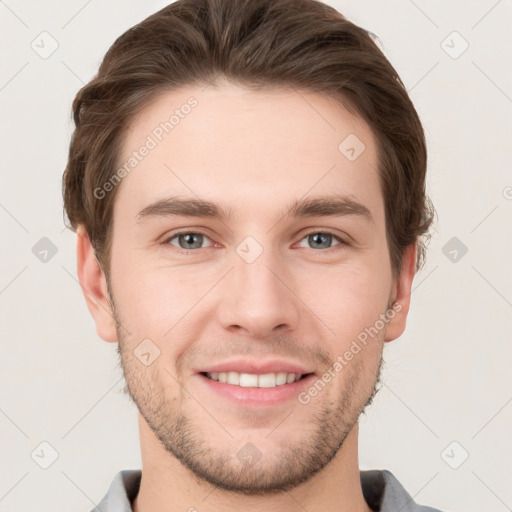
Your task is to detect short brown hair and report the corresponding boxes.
[62,0,435,279]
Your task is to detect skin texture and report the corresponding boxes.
[76,79,416,511]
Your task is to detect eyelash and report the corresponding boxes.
[161,229,349,255]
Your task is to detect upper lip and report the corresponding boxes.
[197,359,314,376]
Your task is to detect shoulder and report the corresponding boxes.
[361,468,448,512]
[89,470,142,512]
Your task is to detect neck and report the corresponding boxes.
[132,414,372,512]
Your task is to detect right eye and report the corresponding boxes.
[163,231,216,253]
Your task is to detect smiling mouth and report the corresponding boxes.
[201,371,312,388]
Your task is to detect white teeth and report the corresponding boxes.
[258,373,276,387]
[205,371,304,388]
[227,372,240,385]
[239,373,259,387]
[276,372,288,385]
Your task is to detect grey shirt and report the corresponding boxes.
[90,469,445,511]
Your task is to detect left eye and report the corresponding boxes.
[166,232,214,250]
[297,232,345,250]
[165,231,345,252]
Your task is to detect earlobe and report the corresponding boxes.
[76,226,118,343]
[384,243,417,343]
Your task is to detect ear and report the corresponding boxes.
[384,243,417,342]
[76,226,118,343]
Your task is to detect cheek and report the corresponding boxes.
[109,259,175,338]
[111,259,216,356]
[298,260,391,339]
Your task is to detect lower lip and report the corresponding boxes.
[197,373,316,406]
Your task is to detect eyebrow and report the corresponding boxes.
[136,195,374,224]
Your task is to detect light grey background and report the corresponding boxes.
[1,1,511,511]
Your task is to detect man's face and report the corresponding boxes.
[100,80,405,494]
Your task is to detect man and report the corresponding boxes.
[62,0,442,510]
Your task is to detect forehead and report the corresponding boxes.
[114,81,383,227]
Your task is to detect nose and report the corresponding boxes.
[217,244,301,338]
